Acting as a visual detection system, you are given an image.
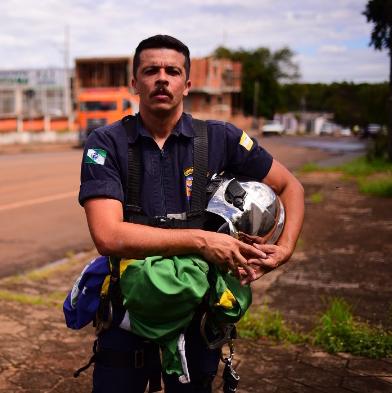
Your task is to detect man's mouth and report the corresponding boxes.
[151,88,173,99]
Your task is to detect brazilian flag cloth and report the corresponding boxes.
[116,255,252,381]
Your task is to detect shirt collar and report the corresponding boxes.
[125,112,195,143]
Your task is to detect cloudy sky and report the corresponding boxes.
[0,0,389,83]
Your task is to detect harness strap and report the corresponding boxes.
[189,118,209,217]
[121,115,208,226]
[122,116,142,214]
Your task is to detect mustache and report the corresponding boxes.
[150,86,173,99]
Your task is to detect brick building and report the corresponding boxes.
[185,57,242,119]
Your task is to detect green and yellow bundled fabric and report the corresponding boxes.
[105,255,252,379]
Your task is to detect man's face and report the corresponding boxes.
[132,48,191,115]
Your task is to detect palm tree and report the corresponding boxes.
[363,0,392,160]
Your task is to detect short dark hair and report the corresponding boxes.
[133,35,191,80]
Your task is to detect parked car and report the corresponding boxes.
[261,120,285,135]
[359,123,382,139]
[367,123,382,136]
[340,128,351,137]
[319,122,333,135]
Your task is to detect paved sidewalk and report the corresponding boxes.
[0,250,391,393]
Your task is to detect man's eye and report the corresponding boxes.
[144,68,157,75]
[167,68,181,76]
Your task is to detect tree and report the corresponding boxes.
[364,0,392,160]
[214,46,299,119]
[278,82,388,127]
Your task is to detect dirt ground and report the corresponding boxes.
[0,140,391,392]
[253,171,392,332]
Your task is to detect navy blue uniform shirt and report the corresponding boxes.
[79,113,273,217]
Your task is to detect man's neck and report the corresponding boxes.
[139,106,183,148]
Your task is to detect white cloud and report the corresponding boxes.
[319,45,347,54]
[0,0,388,82]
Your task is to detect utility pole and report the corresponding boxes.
[64,25,73,131]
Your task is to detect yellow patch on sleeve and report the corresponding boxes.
[216,289,237,309]
[239,131,254,151]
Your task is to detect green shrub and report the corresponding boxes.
[300,155,392,197]
[358,176,392,197]
[313,298,392,358]
[237,299,392,359]
[237,305,305,344]
[337,156,392,177]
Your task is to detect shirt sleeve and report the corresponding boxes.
[78,127,124,206]
[224,122,273,180]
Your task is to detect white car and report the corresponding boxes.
[262,120,285,135]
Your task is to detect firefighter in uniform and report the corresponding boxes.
[79,35,305,393]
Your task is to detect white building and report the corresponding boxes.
[0,68,72,118]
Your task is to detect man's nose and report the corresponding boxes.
[155,68,169,84]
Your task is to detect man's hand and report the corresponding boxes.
[238,243,292,285]
[197,231,267,281]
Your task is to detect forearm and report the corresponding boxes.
[99,222,205,259]
[84,198,266,277]
[276,176,304,257]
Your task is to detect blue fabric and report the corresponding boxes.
[63,256,109,329]
[79,113,273,216]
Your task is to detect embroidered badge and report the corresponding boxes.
[186,176,193,200]
[183,167,193,177]
[239,131,253,151]
[184,167,194,201]
[85,149,107,165]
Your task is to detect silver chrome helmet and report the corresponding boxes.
[205,174,285,244]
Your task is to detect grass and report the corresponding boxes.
[0,251,83,307]
[338,156,392,177]
[357,175,392,197]
[3,252,79,284]
[309,192,324,204]
[300,156,392,197]
[0,289,65,307]
[299,162,324,173]
[313,298,392,358]
[237,298,392,359]
[237,304,306,344]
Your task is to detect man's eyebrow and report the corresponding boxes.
[142,64,182,69]
[140,64,183,73]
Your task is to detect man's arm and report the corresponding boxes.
[242,158,305,283]
[83,198,267,279]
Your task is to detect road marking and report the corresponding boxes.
[0,191,78,212]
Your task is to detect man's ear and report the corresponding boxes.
[183,79,191,97]
[131,77,139,94]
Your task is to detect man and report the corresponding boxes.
[79,35,304,393]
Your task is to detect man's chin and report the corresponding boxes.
[149,103,180,116]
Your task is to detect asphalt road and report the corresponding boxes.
[0,135,360,277]
[0,148,93,277]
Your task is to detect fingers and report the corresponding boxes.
[240,268,265,285]
[240,241,268,259]
[253,243,278,253]
[231,250,256,281]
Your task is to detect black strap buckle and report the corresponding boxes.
[200,312,236,350]
[95,297,113,336]
[125,204,143,213]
